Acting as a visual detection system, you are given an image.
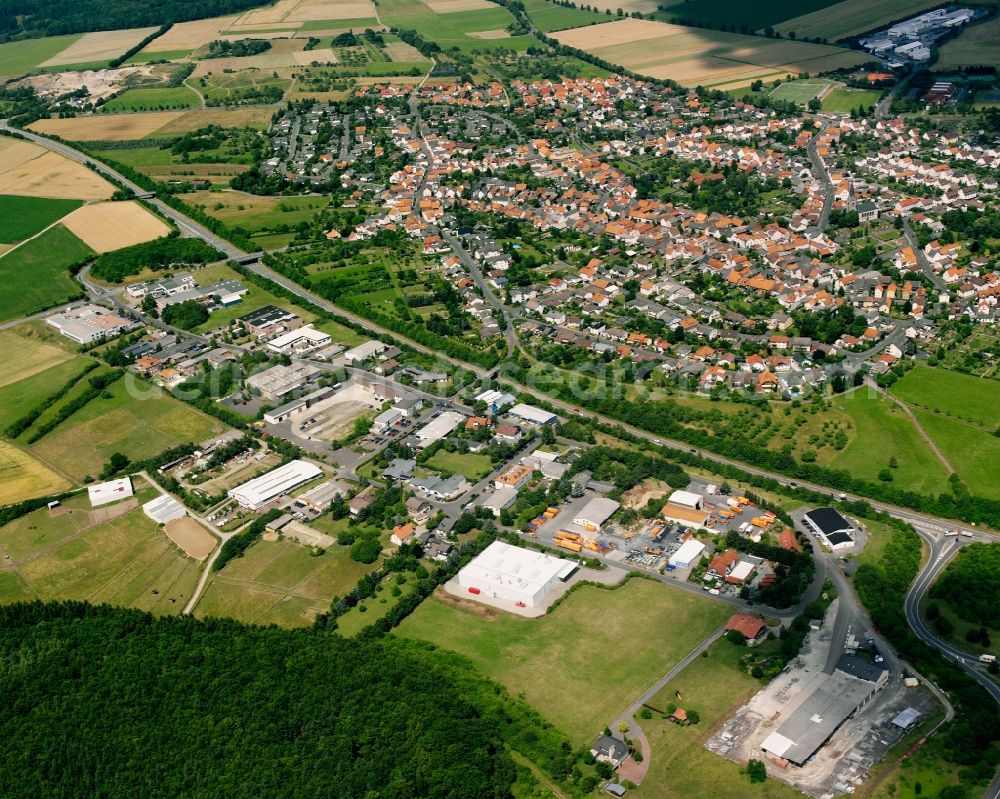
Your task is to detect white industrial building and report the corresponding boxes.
[668,489,703,509]
[508,403,557,426]
[457,540,576,607]
[143,494,187,524]
[476,388,517,411]
[266,325,332,355]
[228,459,323,510]
[572,497,620,532]
[88,478,133,507]
[414,410,464,447]
[669,538,706,569]
[343,340,388,364]
[478,485,518,516]
[46,305,133,344]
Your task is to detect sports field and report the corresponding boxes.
[552,19,868,89]
[821,86,881,112]
[0,34,82,79]
[60,201,171,253]
[773,0,945,40]
[0,440,71,504]
[0,195,83,244]
[891,366,1000,430]
[195,537,377,627]
[0,225,93,323]
[101,86,201,113]
[769,79,835,104]
[0,494,201,614]
[163,517,217,560]
[29,111,188,142]
[31,379,226,481]
[0,138,114,200]
[398,577,730,743]
[937,18,1000,70]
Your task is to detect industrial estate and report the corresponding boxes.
[0,0,999,797]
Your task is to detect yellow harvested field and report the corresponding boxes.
[0,330,72,388]
[424,0,494,12]
[0,441,71,505]
[145,16,237,52]
[0,150,114,199]
[286,0,376,21]
[234,0,300,25]
[193,48,337,73]
[468,29,511,39]
[553,19,868,88]
[0,137,49,173]
[41,27,159,67]
[773,0,945,40]
[586,0,660,12]
[154,107,275,134]
[163,517,217,561]
[29,111,185,141]
[60,201,170,253]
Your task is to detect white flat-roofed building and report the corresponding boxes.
[228,459,323,510]
[373,407,403,432]
[88,477,133,507]
[298,480,348,512]
[728,560,756,584]
[46,305,134,344]
[266,325,332,355]
[669,538,706,569]
[573,497,620,532]
[478,485,518,516]
[508,403,557,426]
[458,540,576,607]
[245,363,321,401]
[343,340,388,364]
[142,494,186,523]
[414,410,464,447]
[668,489,703,509]
[476,388,517,411]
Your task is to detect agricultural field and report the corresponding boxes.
[551,19,869,89]
[0,225,93,322]
[0,492,202,615]
[937,18,1000,70]
[0,335,92,429]
[0,138,114,199]
[39,27,159,69]
[890,366,1000,431]
[153,107,276,135]
[773,0,946,41]
[29,111,188,142]
[0,34,82,79]
[101,86,202,113]
[0,440,71,504]
[30,379,226,482]
[379,0,538,51]
[60,201,171,253]
[821,85,881,112]
[913,412,1000,501]
[425,450,493,480]
[653,0,839,31]
[140,17,237,54]
[194,537,376,627]
[518,0,606,33]
[0,195,83,244]
[397,577,730,743]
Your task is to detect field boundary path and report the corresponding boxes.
[869,378,955,475]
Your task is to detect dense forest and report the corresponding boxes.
[0,602,520,798]
[0,0,272,41]
[930,543,1000,629]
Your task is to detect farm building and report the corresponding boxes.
[662,502,710,530]
[142,494,186,524]
[803,507,855,550]
[457,540,576,607]
[508,403,557,426]
[46,305,133,344]
[572,497,620,532]
[669,538,706,569]
[761,654,888,766]
[414,411,465,447]
[668,489,703,509]
[88,478,133,507]
[228,459,323,510]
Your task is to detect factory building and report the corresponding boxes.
[228,460,323,510]
[457,540,576,607]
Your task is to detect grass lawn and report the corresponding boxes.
[912,411,1000,500]
[30,378,226,481]
[425,450,493,480]
[397,577,730,743]
[0,195,83,243]
[0,496,201,614]
[0,224,93,322]
[336,574,418,636]
[821,86,881,112]
[520,0,607,32]
[101,86,201,113]
[823,389,950,495]
[189,261,315,333]
[180,190,330,233]
[769,79,835,104]
[0,34,82,78]
[195,537,378,627]
[634,637,802,799]
[891,365,1000,430]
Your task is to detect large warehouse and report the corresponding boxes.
[228,459,323,510]
[669,538,706,569]
[803,507,855,550]
[457,540,576,607]
[573,497,620,532]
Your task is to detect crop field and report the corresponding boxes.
[913,412,1000,501]
[0,34,82,79]
[0,139,114,199]
[425,450,493,480]
[0,195,83,244]
[152,107,276,135]
[891,366,1000,430]
[652,0,839,31]
[29,111,188,141]
[0,496,202,614]
[398,577,730,743]
[31,379,226,481]
[195,537,377,627]
[60,201,171,253]
[39,27,159,68]
[142,16,237,53]
[0,351,92,431]
[937,18,1000,70]
[379,0,538,50]
[0,225,93,323]
[519,0,606,32]
[773,0,946,40]
[637,638,802,799]
[821,86,881,112]
[101,86,201,113]
[0,441,71,504]
[769,79,835,104]
[552,19,868,89]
